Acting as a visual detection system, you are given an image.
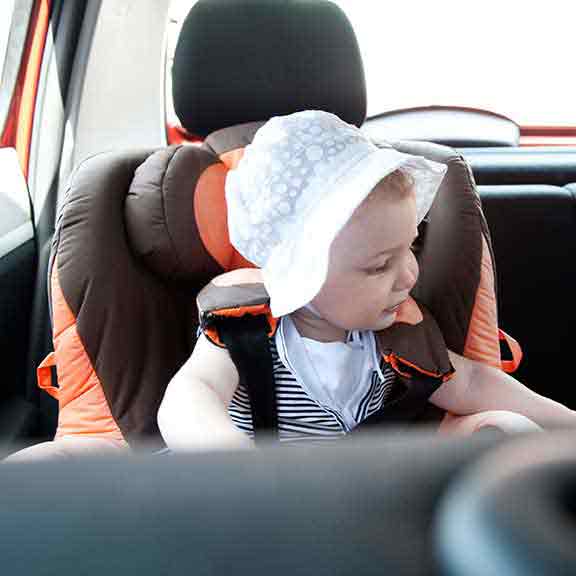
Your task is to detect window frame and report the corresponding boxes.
[0,0,34,141]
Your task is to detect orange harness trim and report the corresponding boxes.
[383,352,455,383]
[203,304,278,347]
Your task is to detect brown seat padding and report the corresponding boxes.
[49,149,219,447]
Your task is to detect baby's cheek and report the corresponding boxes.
[408,251,420,283]
[312,282,349,318]
[376,276,395,305]
[314,286,368,329]
[354,289,389,328]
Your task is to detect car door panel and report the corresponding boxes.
[0,147,38,438]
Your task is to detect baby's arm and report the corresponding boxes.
[430,351,576,429]
[157,333,255,451]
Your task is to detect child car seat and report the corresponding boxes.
[17,0,519,457]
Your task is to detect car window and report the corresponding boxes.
[0,0,15,81]
[167,0,576,127]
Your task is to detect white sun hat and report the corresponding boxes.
[225,110,447,318]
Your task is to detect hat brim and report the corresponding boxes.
[263,148,447,317]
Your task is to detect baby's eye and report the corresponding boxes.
[366,261,390,275]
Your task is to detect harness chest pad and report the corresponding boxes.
[376,302,455,384]
[197,268,278,348]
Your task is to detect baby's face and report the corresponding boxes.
[311,180,419,331]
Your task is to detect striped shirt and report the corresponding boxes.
[228,336,399,443]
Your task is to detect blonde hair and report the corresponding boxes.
[357,168,415,214]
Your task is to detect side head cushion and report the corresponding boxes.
[124,124,276,281]
[392,141,507,369]
[125,144,252,280]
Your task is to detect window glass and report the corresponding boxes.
[167,0,576,127]
[0,0,15,81]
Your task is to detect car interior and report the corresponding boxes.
[0,0,575,574]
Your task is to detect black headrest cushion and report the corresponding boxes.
[172,0,366,136]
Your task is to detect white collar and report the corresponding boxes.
[275,315,386,430]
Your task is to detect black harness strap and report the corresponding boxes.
[213,314,278,442]
[356,372,445,431]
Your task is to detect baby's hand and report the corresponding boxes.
[439,410,542,436]
[432,350,576,430]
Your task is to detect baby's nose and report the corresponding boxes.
[394,252,419,292]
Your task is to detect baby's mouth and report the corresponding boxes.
[383,297,409,314]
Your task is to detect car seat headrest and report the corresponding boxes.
[172,0,366,137]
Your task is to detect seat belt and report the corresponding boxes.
[213,315,278,442]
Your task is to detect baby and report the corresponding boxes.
[158,110,576,451]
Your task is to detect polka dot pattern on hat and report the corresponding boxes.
[226,111,376,267]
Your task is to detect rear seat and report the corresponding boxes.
[477,183,576,409]
[465,148,576,186]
